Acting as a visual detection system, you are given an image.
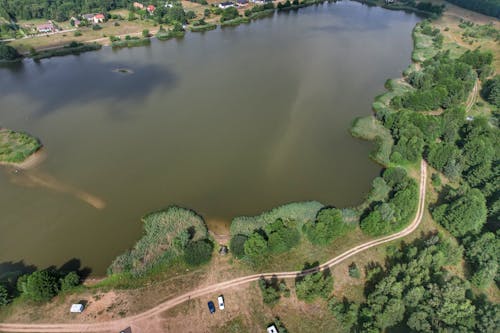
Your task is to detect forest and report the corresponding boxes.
[446,0,500,18]
[0,0,132,21]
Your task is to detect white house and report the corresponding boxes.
[267,325,279,333]
[219,1,235,9]
[70,304,84,313]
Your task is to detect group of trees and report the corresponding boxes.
[360,167,419,236]
[0,270,80,305]
[303,208,355,245]
[258,276,290,306]
[328,236,499,332]
[241,218,301,263]
[392,51,479,111]
[295,269,333,302]
[0,0,131,22]
[482,75,500,107]
[0,43,21,61]
[446,0,500,18]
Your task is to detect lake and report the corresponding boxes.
[0,1,419,275]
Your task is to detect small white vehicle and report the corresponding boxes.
[217,295,225,310]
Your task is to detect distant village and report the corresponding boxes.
[34,0,287,35]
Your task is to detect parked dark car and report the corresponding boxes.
[208,301,216,314]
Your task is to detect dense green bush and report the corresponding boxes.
[463,232,499,288]
[304,208,355,245]
[229,234,248,258]
[295,270,333,302]
[17,270,59,302]
[481,75,500,107]
[0,285,9,306]
[432,188,487,238]
[59,271,80,292]
[258,277,281,306]
[184,239,214,266]
[0,43,21,62]
[361,168,419,236]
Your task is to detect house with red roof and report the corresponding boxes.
[93,13,105,24]
[147,5,156,14]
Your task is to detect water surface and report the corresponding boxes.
[0,1,419,275]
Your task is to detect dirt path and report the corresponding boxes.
[466,79,479,113]
[0,160,427,333]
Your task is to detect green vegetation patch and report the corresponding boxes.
[111,37,151,49]
[108,206,211,276]
[350,116,393,165]
[31,42,101,61]
[0,128,41,163]
[230,201,323,237]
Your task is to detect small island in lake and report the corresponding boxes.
[0,128,42,165]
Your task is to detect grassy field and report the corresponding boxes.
[0,129,41,164]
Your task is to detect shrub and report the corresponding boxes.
[230,234,248,258]
[304,208,354,245]
[184,239,214,266]
[17,270,59,302]
[295,270,333,302]
[74,30,82,37]
[348,263,360,279]
[259,278,280,306]
[0,285,9,306]
[60,271,80,292]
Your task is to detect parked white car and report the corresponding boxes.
[217,295,225,310]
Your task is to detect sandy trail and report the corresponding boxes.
[0,160,427,333]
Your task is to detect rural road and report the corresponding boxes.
[0,160,427,333]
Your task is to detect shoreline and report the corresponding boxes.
[1,0,447,62]
[0,147,46,170]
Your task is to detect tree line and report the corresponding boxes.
[0,0,132,22]
[446,0,500,19]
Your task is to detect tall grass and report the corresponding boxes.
[0,129,41,163]
[230,201,324,237]
[350,116,393,166]
[107,206,208,276]
[31,42,101,60]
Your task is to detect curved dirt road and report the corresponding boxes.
[0,160,427,333]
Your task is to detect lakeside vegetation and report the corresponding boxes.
[0,129,41,163]
[108,206,213,276]
[0,2,498,331]
[31,41,101,60]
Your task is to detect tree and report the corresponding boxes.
[60,271,80,292]
[17,270,59,302]
[258,278,280,306]
[142,29,149,38]
[328,297,359,330]
[0,285,9,306]
[220,7,239,22]
[295,270,333,302]
[229,234,248,258]
[305,208,354,245]
[464,232,499,288]
[0,43,21,61]
[481,75,500,107]
[244,231,268,261]
[264,219,300,254]
[184,239,214,266]
[433,188,487,237]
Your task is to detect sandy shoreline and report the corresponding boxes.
[0,147,46,170]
